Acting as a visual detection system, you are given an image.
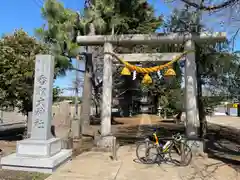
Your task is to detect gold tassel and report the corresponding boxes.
[121,67,131,75]
[142,74,152,84]
[164,68,176,76]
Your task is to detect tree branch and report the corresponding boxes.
[180,0,239,11]
[69,67,85,73]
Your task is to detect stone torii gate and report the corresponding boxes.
[77,32,226,151]
[0,33,226,173]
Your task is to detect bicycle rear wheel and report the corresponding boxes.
[136,140,155,164]
[168,141,192,166]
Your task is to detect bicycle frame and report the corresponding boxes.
[153,132,181,154]
[142,131,191,166]
[153,132,159,145]
[153,132,170,152]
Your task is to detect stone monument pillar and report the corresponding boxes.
[1,55,72,173]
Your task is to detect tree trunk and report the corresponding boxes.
[196,52,207,139]
[79,24,95,136]
[80,56,93,133]
[195,41,207,155]
[95,104,99,116]
[93,98,99,116]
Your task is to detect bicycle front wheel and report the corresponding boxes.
[168,141,192,166]
[180,142,192,166]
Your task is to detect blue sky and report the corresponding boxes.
[0,0,239,96]
[0,0,86,96]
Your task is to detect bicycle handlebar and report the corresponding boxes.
[152,129,182,141]
[172,133,182,141]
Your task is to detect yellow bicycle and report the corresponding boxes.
[136,129,192,166]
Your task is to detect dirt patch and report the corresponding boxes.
[114,114,166,126]
[72,137,95,157]
[0,141,16,156]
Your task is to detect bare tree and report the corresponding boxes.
[165,0,240,47]
[179,0,239,11]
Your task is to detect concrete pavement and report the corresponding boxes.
[46,145,239,180]
[208,116,240,130]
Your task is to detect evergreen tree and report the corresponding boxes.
[35,0,77,76]
[82,0,163,113]
[0,30,62,115]
[38,0,163,118]
[83,0,162,35]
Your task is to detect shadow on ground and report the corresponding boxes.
[205,128,240,169]
[90,115,123,125]
[0,128,25,141]
[114,123,185,144]
[159,120,176,124]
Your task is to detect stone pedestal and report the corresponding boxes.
[1,149,72,173]
[16,138,62,157]
[189,140,204,153]
[0,55,72,173]
[1,141,71,173]
[95,135,116,151]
